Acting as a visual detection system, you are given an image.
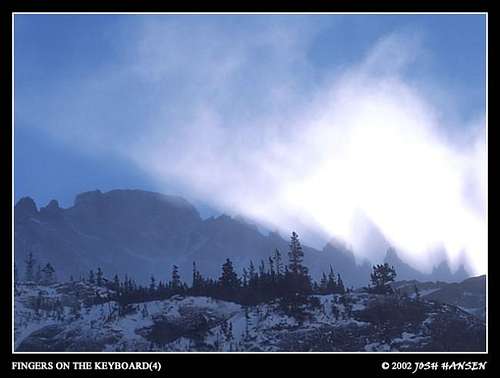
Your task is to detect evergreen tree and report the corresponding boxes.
[88,270,95,284]
[288,232,305,275]
[273,248,283,278]
[242,268,248,288]
[191,261,204,294]
[40,263,56,285]
[219,259,240,289]
[96,267,104,286]
[171,265,181,290]
[258,260,266,279]
[192,261,198,289]
[248,261,257,289]
[336,274,345,294]
[319,272,328,293]
[24,252,35,282]
[268,256,275,276]
[112,274,120,292]
[327,266,337,293]
[149,275,156,292]
[35,264,42,283]
[287,232,311,294]
[370,263,396,294]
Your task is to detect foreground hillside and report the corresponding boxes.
[15,281,485,352]
[392,275,486,321]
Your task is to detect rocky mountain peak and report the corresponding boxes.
[14,197,38,219]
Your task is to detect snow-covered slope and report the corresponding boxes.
[392,275,486,321]
[14,282,485,352]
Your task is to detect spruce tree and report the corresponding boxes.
[268,256,275,278]
[219,258,239,289]
[113,274,120,292]
[320,272,328,293]
[287,232,311,294]
[171,265,181,290]
[288,232,305,275]
[370,263,396,294]
[35,264,42,283]
[24,252,35,282]
[192,261,198,289]
[248,261,257,289]
[150,275,156,292]
[242,268,248,288]
[40,263,56,285]
[273,248,283,278]
[96,267,104,286]
[327,266,337,293]
[88,270,95,284]
[336,274,345,294]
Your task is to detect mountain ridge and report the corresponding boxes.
[15,189,470,287]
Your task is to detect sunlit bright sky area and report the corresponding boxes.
[14,14,487,274]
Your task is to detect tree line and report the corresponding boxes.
[105,232,347,307]
[17,232,398,308]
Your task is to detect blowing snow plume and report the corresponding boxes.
[17,16,487,275]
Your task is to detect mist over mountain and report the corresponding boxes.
[15,189,469,287]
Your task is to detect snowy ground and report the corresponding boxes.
[14,282,485,352]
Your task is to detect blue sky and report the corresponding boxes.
[14,14,485,209]
[14,14,487,272]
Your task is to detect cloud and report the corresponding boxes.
[16,17,487,274]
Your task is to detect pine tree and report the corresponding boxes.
[96,267,104,286]
[40,263,56,285]
[219,259,240,289]
[35,264,42,283]
[258,260,266,278]
[113,274,120,292]
[370,263,396,294]
[320,272,328,293]
[273,248,283,278]
[327,265,337,293]
[288,232,305,275]
[242,268,248,288]
[171,265,181,290]
[149,275,156,292]
[192,261,198,289]
[191,261,204,294]
[248,260,257,289]
[287,232,311,294]
[336,273,345,294]
[24,252,35,282]
[88,270,95,284]
[268,256,275,279]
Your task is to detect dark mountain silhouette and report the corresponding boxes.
[15,189,470,287]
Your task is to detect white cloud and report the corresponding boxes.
[18,18,487,274]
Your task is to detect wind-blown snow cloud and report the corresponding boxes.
[16,16,487,274]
